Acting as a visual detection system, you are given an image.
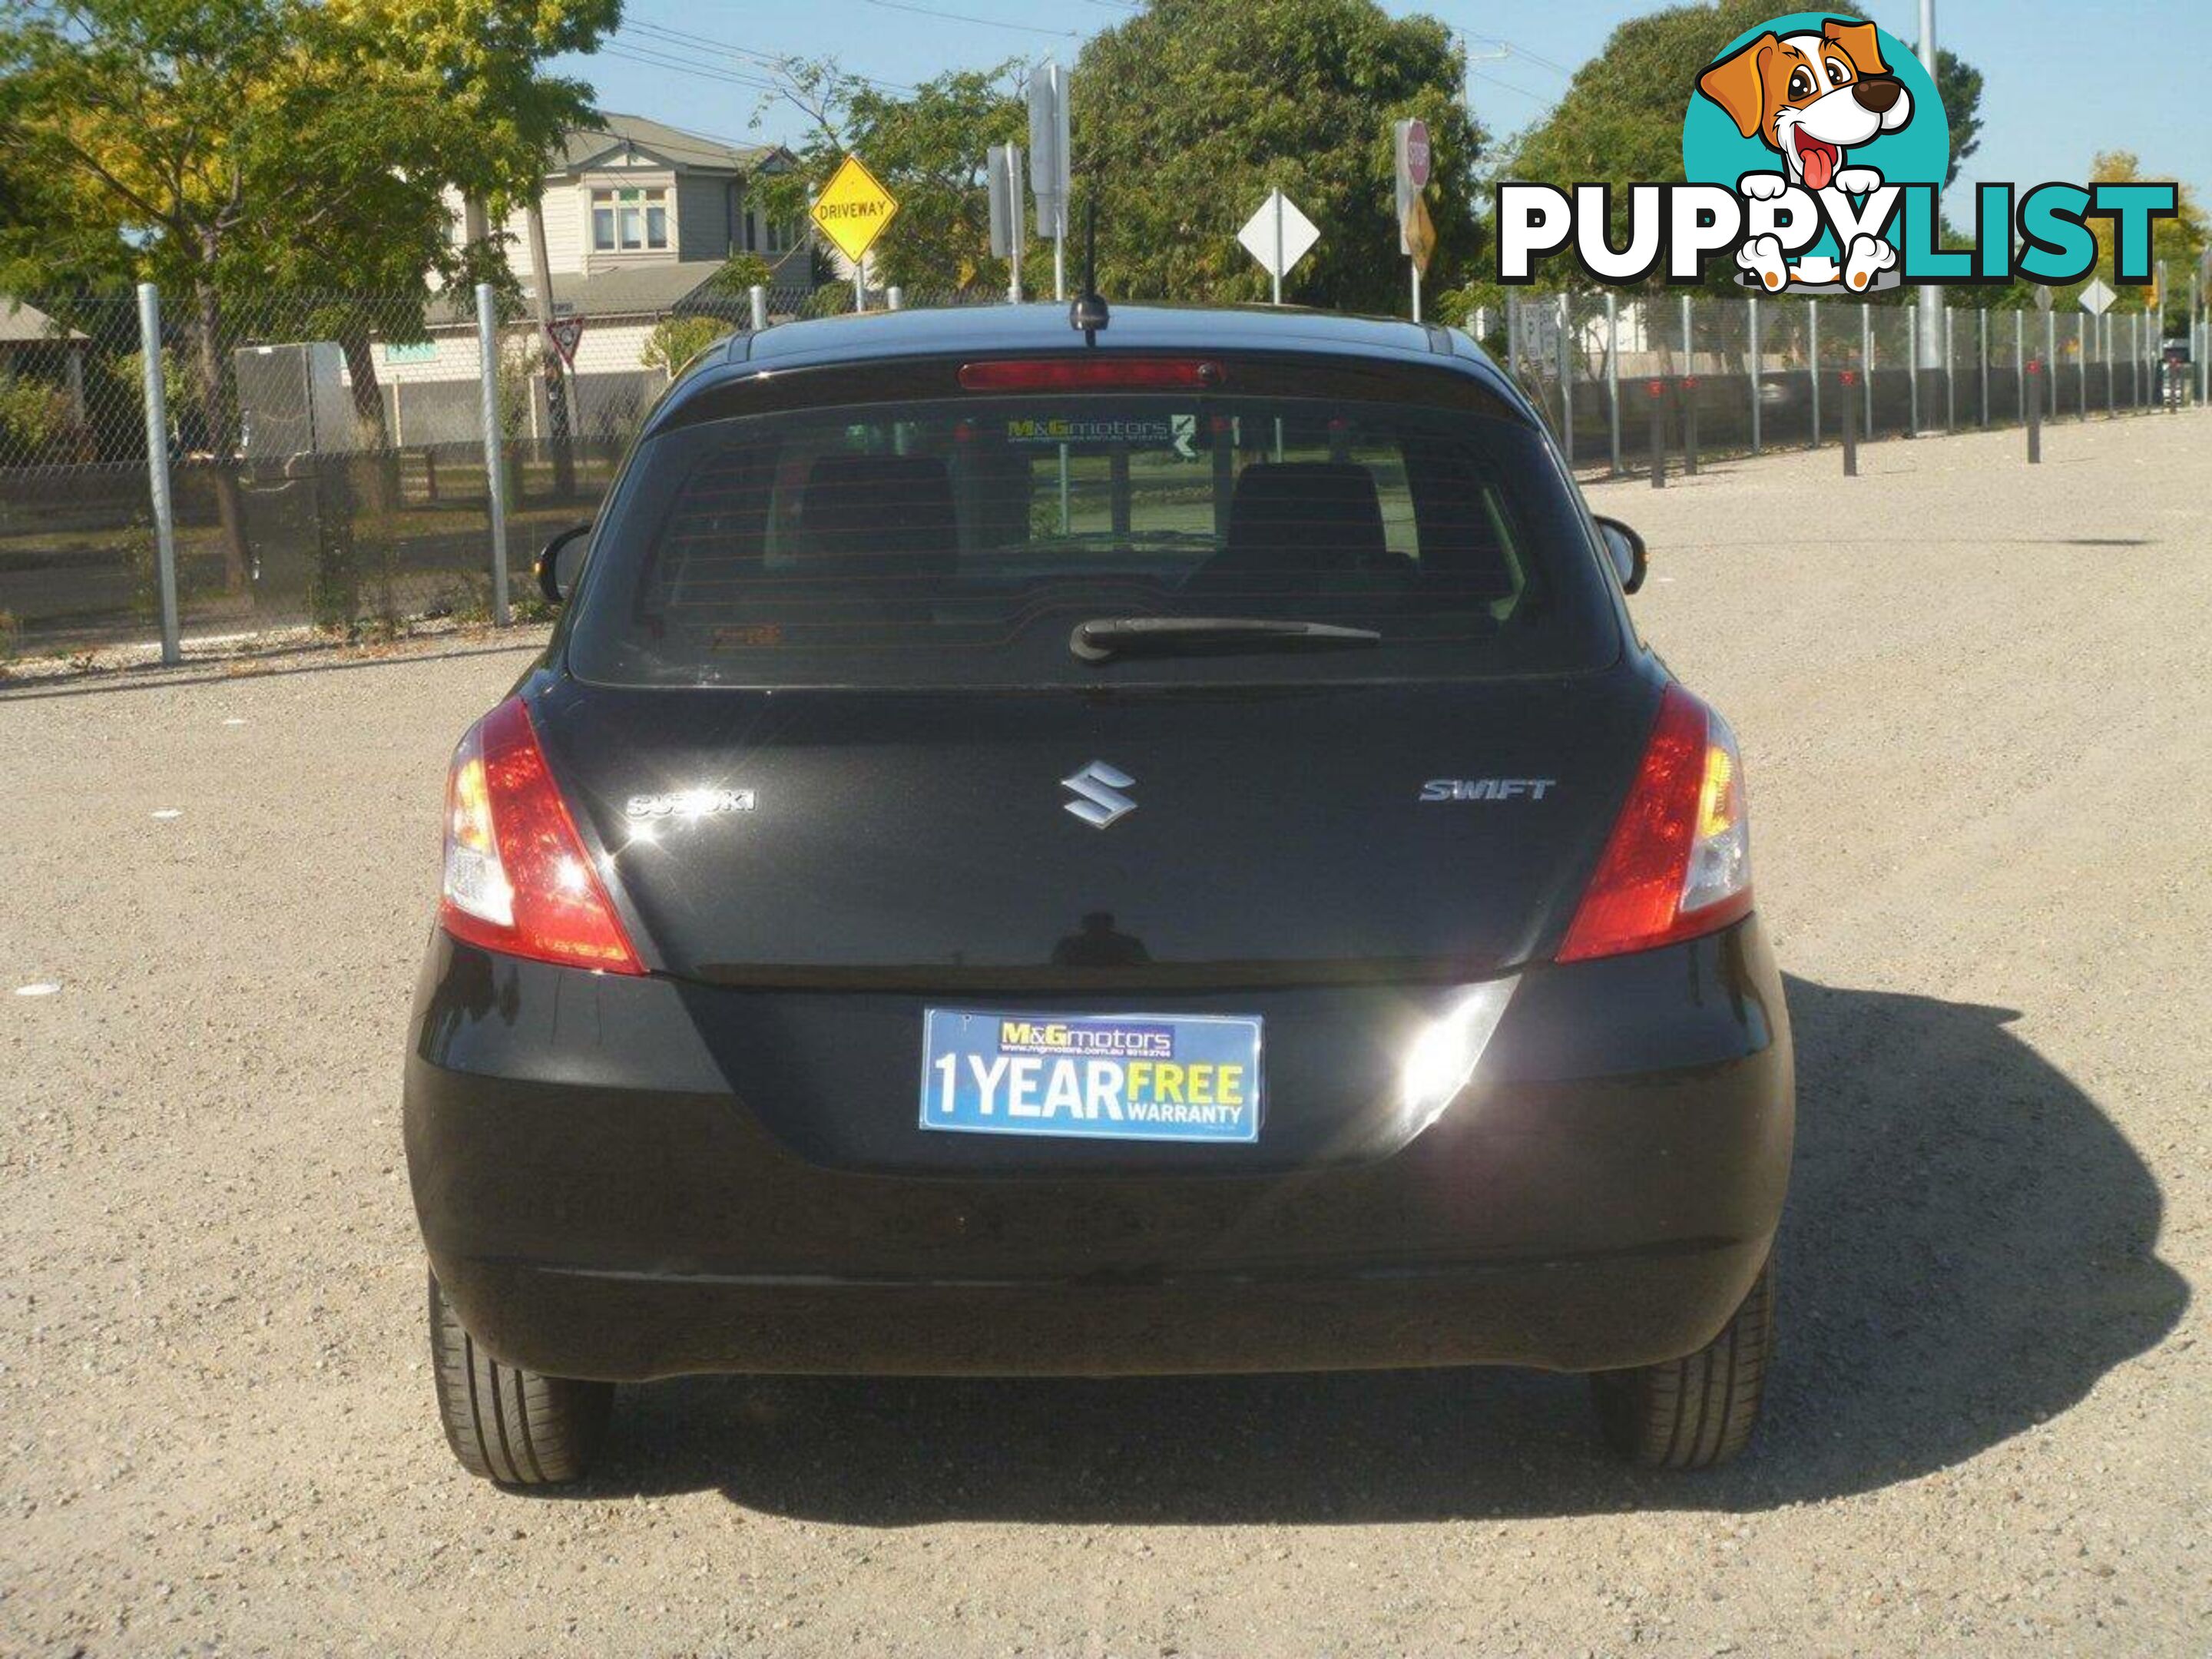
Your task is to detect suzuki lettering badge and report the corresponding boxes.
[1061,760,1137,829]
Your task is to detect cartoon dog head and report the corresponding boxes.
[1697,18,1912,192]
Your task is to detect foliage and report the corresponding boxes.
[0,0,616,526]
[753,60,1031,294]
[2082,152,2206,327]
[1075,0,1485,310]
[704,253,776,296]
[800,280,857,319]
[1502,0,1987,293]
[641,316,734,376]
[495,333,538,442]
[0,371,76,461]
[1929,50,1982,190]
[0,0,609,297]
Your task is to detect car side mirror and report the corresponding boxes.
[535,522,591,605]
[1594,516,1648,594]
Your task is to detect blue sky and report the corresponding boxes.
[561,0,2208,214]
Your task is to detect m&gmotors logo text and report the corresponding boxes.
[1495,12,2177,297]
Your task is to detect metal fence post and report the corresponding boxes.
[1908,304,1920,434]
[474,283,511,626]
[1808,298,1820,448]
[1862,305,1873,435]
[748,284,769,333]
[1943,305,1955,431]
[1839,369,1859,475]
[1506,297,1521,386]
[2014,312,2024,424]
[2025,353,2042,463]
[2048,312,2059,417]
[135,282,182,666]
[1647,376,1666,488]
[1978,308,1988,427]
[2104,313,2114,416]
[887,285,905,312]
[1605,293,1622,477]
[2073,313,2083,418]
[1557,293,1574,465]
[1747,293,1761,455]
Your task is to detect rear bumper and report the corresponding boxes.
[404,919,1793,1381]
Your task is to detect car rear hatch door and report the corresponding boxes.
[537,672,1656,987]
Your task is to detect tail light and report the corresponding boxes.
[438,697,644,975]
[1555,684,1752,963]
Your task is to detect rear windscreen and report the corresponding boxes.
[565,387,1619,688]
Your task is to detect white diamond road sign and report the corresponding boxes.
[2078,278,2115,317]
[1237,190,1320,283]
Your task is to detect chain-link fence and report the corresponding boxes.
[0,281,1000,664]
[3,282,2205,668]
[1491,293,2197,479]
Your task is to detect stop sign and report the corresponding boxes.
[1403,118,1431,190]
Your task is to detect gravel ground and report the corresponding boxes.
[2,410,2207,1656]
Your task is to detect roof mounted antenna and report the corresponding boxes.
[1069,194,1108,345]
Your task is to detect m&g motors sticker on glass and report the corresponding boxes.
[920,1008,1263,1144]
[1006,415,1200,457]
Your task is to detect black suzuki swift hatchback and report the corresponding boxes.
[405,303,1793,1484]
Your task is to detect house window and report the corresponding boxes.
[762,214,800,254]
[591,187,669,253]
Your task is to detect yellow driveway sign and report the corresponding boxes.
[810,154,900,265]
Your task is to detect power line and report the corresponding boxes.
[598,45,788,98]
[1466,68,1556,111]
[859,0,1080,38]
[619,18,919,94]
[1462,33,1575,80]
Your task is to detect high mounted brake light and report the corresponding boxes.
[438,697,644,975]
[1555,684,1752,963]
[958,358,1225,391]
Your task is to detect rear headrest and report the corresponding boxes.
[800,454,958,582]
[1399,437,1515,600]
[1220,462,1388,574]
[661,445,773,594]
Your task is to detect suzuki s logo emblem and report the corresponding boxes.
[1061,760,1137,829]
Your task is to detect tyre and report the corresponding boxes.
[428,1269,613,1485]
[1591,1253,1774,1469]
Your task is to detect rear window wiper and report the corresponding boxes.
[1070,615,1383,663]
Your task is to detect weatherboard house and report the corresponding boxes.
[364,113,810,446]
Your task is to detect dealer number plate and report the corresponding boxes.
[919,1009,1264,1144]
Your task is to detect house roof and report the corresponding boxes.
[544,260,737,316]
[557,111,786,176]
[428,246,810,325]
[0,297,87,344]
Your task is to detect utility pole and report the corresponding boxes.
[525,196,576,498]
[1914,0,1944,432]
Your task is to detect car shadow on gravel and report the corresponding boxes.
[558,975,2187,1521]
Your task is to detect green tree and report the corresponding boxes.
[2082,151,2205,329]
[753,59,1031,295]
[0,0,614,570]
[1926,48,1982,190]
[1075,0,1485,310]
[641,315,734,376]
[704,252,776,297]
[1502,0,1987,293]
